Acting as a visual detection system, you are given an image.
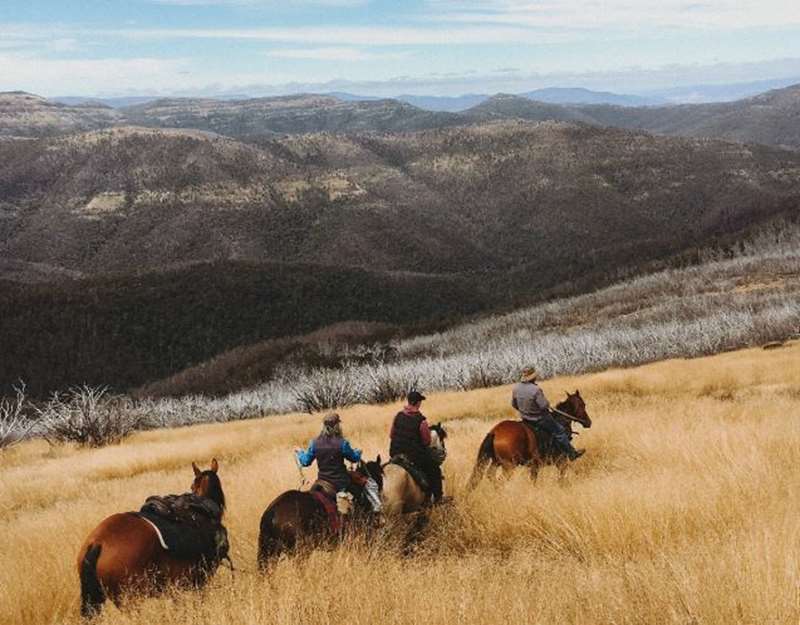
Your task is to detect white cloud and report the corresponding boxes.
[427,0,800,29]
[0,53,191,94]
[266,47,409,61]
[112,25,576,46]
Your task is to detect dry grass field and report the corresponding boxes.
[1,342,799,625]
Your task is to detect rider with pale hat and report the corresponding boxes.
[512,367,584,460]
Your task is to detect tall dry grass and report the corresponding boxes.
[1,343,799,625]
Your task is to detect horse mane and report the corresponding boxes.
[201,470,226,512]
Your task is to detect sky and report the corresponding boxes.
[2,0,800,97]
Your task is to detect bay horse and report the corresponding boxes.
[257,458,383,569]
[381,422,448,516]
[77,459,225,617]
[467,391,591,487]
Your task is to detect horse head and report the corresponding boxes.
[429,422,448,448]
[358,454,385,492]
[191,458,226,514]
[429,422,448,464]
[557,390,592,430]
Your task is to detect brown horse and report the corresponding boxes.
[76,459,226,617]
[257,458,383,569]
[468,391,591,487]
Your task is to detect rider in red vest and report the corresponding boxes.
[389,391,444,503]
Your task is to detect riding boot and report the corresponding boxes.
[553,428,584,461]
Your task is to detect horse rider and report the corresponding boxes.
[389,390,445,504]
[512,366,584,460]
[295,413,363,498]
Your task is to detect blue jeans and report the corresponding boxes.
[526,415,574,455]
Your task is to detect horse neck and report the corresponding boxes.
[554,399,574,436]
[198,474,225,514]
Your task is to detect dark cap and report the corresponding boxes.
[407,390,426,404]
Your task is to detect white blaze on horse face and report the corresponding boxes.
[364,478,382,513]
[429,430,447,465]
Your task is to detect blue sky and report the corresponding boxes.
[2,0,800,96]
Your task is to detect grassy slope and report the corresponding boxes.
[1,342,798,624]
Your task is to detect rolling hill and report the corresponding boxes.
[3,119,800,396]
[4,84,800,150]
[121,94,462,137]
[465,83,800,150]
[0,91,121,138]
[4,121,800,282]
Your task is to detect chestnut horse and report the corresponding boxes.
[257,458,383,569]
[77,459,225,617]
[467,391,591,487]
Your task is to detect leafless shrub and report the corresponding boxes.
[0,383,37,449]
[37,386,150,447]
[291,367,360,413]
[359,362,418,404]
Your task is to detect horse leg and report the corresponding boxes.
[556,458,569,484]
[528,460,540,483]
[402,512,429,556]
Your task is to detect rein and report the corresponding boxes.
[552,407,586,424]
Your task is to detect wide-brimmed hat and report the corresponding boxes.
[521,366,538,382]
[323,413,341,426]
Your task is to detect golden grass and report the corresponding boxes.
[2,343,799,625]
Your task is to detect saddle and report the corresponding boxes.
[135,493,229,565]
[389,454,430,493]
[521,419,560,458]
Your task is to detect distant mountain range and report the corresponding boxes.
[53,86,661,113]
[8,83,800,151]
[465,85,800,151]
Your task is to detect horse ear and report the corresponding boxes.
[192,462,201,477]
[211,458,219,473]
[376,454,382,465]
[576,389,581,397]
[564,390,570,397]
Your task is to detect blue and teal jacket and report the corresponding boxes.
[296,436,362,490]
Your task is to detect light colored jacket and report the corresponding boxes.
[512,381,551,422]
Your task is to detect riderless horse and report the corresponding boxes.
[76,459,226,617]
[468,391,591,487]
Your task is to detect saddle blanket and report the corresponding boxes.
[310,489,342,533]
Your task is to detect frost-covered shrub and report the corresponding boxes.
[0,384,37,449]
[37,386,150,447]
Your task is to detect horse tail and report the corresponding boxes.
[467,431,496,490]
[257,507,279,571]
[79,543,104,618]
